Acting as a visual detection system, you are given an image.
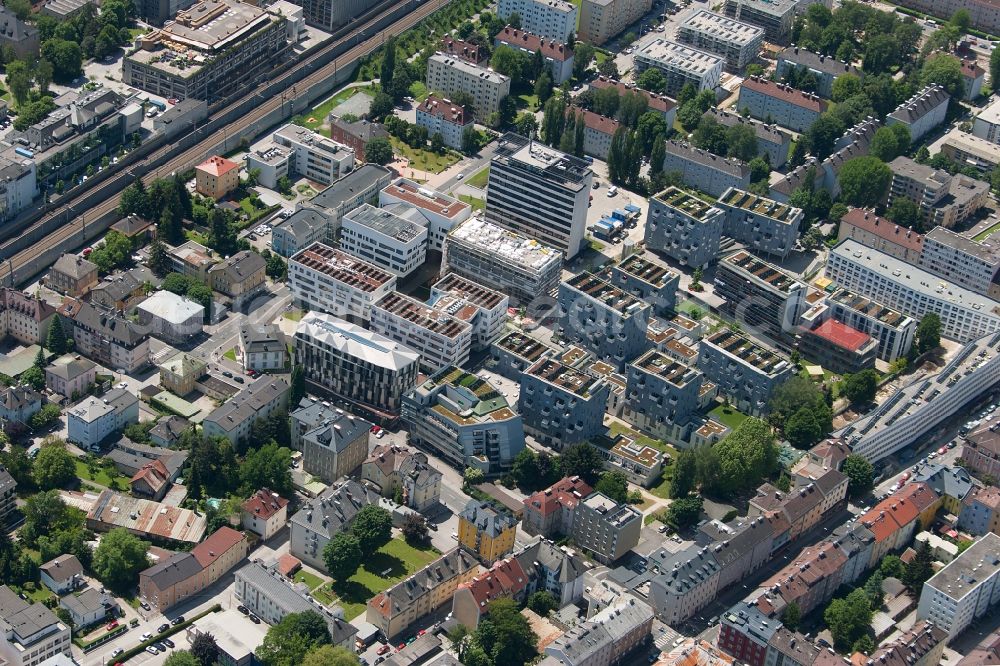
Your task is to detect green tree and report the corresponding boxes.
[401,513,429,546]
[367,91,394,122]
[595,471,629,503]
[365,136,394,165]
[803,114,845,160]
[470,598,538,666]
[6,61,31,107]
[164,652,201,666]
[290,365,306,405]
[824,588,873,651]
[637,67,666,93]
[20,490,83,547]
[843,369,878,404]
[534,71,553,105]
[916,313,941,353]
[573,43,595,79]
[903,540,934,592]
[323,532,362,581]
[710,418,777,497]
[526,590,559,615]
[991,45,1000,89]
[769,375,832,438]
[950,9,971,34]
[864,570,885,609]
[886,197,921,230]
[380,36,397,92]
[921,53,964,98]
[258,611,332,666]
[871,126,904,162]
[20,365,46,392]
[560,442,604,486]
[670,449,697,498]
[842,454,875,498]
[491,45,530,86]
[880,555,905,579]
[831,74,861,103]
[41,39,83,82]
[33,439,76,490]
[461,126,481,155]
[302,645,360,666]
[666,496,703,529]
[0,446,34,490]
[463,467,485,488]
[784,407,823,449]
[781,602,801,630]
[147,236,170,276]
[838,156,892,207]
[351,504,393,553]
[726,124,759,162]
[863,34,900,74]
[650,135,666,177]
[240,443,293,496]
[92,528,151,593]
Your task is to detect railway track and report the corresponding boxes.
[2,0,449,278]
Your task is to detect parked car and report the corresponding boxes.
[146,646,159,655]
[222,371,233,378]
[157,624,170,633]
[234,376,245,383]
[106,621,119,631]
[163,638,175,648]
[111,648,124,657]
[249,614,261,624]
[153,643,167,652]
[171,616,184,625]
[237,605,249,615]
[377,644,391,655]
[140,601,151,611]
[142,632,153,641]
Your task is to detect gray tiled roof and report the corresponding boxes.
[202,377,289,433]
[142,552,202,590]
[460,500,517,539]
[310,164,393,210]
[239,323,285,355]
[72,302,150,347]
[290,479,381,538]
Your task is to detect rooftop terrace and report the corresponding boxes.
[633,350,700,387]
[720,188,801,224]
[290,242,395,292]
[706,328,790,375]
[828,288,907,327]
[527,358,601,397]
[723,250,798,293]
[617,255,678,288]
[565,272,647,315]
[495,331,552,362]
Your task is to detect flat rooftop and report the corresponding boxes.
[344,204,425,243]
[633,350,699,388]
[681,10,764,45]
[828,288,908,328]
[144,0,273,54]
[608,438,661,468]
[565,272,646,316]
[924,532,1000,601]
[449,217,563,270]
[495,132,592,188]
[719,187,801,224]
[943,128,1000,162]
[722,250,799,293]
[705,328,790,375]
[290,242,395,292]
[430,52,510,84]
[275,123,352,159]
[375,292,471,340]
[926,226,1000,265]
[382,178,470,219]
[653,186,722,222]
[294,311,420,372]
[582,492,640,527]
[526,358,601,397]
[433,273,506,310]
[635,38,723,74]
[494,331,552,362]
[615,255,678,289]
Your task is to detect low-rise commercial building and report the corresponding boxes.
[371,291,473,374]
[271,123,355,185]
[645,186,725,268]
[917,533,1000,640]
[425,54,511,118]
[137,291,204,345]
[737,77,827,133]
[340,204,428,279]
[887,84,950,143]
[634,39,723,95]
[679,10,764,71]
[698,329,793,416]
[68,488,206,543]
[289,242,396,323]
[519,358,609,450]
[201,377,289,445]
[379,178,471,252]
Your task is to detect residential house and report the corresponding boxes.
[459,500,518,564]
[237,323,286,372]
[168,240,218,282]
[415,96,472,150]
[241,488,289,540]
[543,597,653,666]
[289,480,384,571]
[45,254,97,297]
[88,269,147,313]
[201,377,289,445]
[959,486,1000,537]
[514,537,590,608]
[149,415,190,448]
[328,117,389,163]
[158,352,207,397]
[301,406,371,484]
[130,459,173,501]
[39,556,83,596]
[44,354,96,400]
[522,476,594,537]
[361,444,442,512]
[0,466,14,525]
[0,385,42,430]
[887,85,950,143]
[452,557,530,629]
[494,26,574,84]
[59,589,115,628]
[208,251,266,312]
[67,302,150,373]
[1,288,56,346]
[195,155,240,200]
[66,388,139,449]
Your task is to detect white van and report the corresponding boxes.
[607,186,618,197]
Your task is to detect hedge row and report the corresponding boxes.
[117,604,222,663]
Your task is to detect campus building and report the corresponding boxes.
[271,123,356,186]
[378,178,472,252]
[288,242,396,323]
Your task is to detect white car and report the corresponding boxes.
[111,648,124,657]
[141,632,153,641]
[146,646,159,655]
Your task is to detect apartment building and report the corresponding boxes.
[293,312,420,420]
[962,420,1000,483]
[195,155,239,200]
[678,10,764,71]
[776,47,861,98]
[608,254,679,315]
[522,476,594,537]
[645,186,725,268]
[573,108,622,161]
[366,549,480,639]
[202,377,289,445]
[301,407,371,484]
[698,329,793,416]
[440,35,487,64]
[807,288,916,362]
[486,133,593,259]
[887,84,950,143]
[137,291,204,346]
[715,250,812,341]
[208,250,267,312]
[919,226,1000,298]
[519,358,610,450]
[770,117,879,201]
[289,480,383,570]
[941,128,1000,175]
[429,273,508,351]
[717,187,803,259]
[340,204,428,279]
[958,486,1000,537]
[289,242,396,323]
[579,0,651,43]
[123,0,289,102]
[402,366,525,475]
[837,208,924,263]
[917,533,1000,640]
[459,500,519,564]
[271,124,355,185]
[362,444,442,511]
[46,253,98,297]
[370,291,473,374]
[590,77,678,126]
[241,488,289,540]
[67,388,140,448]
[425,54,511,118]
[737,77,827,133]
[974,95,1000,144]
[296,0,384,31]
[237,323,286,372]
[558,271,652,371]
[66,302,149,373]
[491,330,557,380]
[825,239,1000,342]
[300,164,394,244]
[867,622,947,666]
[497,0,577,41]
[623,350,704,444]
[415,95,473,150]
[328,117,388,163]
[543,597,654,666]
[0,586,71,666]
[495,27,575,84]
[0,385,42,431]
[662,141,752,198]
[379,178,471,252]
[452,557,531,628]
[888,156,988,229]
[707,108,792,167]
[633,39,723,95]
[962,59,985,100]
[570,492,642,564]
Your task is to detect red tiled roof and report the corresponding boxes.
[742,77,828,113]
[242,488,289,521]
[859,482,936,543]
[524,476,593,516]
[841,208,925,253]
[962,58,985,78]
[131,460,169,494]
[197,155,239,177]
[572,107,622,135]
[441,35,485,63]
[191,526,245,568]
[591,76,676,114]
[809,319,871,352]
[496,26,573,62]
[419,95,471,125]
[277,553,301,577]
[459,556,529,607]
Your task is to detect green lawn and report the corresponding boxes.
[75,460,129,488]
[467,166,490,189]
[608,421,678,458]
[312,539,440,620]
[409,81,429,101]
[282,310,304,322]
[293,569,325,591]
[458,194,485,211]
[294,86,374,131]
[676,301,706,318]
[517,92,540,111]
[185,230,209,246]
[390,137,461,174]
[223,348,237,361]
[974,220,1000,242]
[709,404,749,430]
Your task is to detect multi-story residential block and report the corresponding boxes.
[495,27,574,84]
[887,84,950,143]
[714,250,812,341]
[237,323,286,372]
[167,240,217,282]
[415,95,472,150]
[137,291,204,346]
[340,204,428,278]
[718,602,777,666]
[0,586,71,666]
[679,10,764,71]
[367,549,480,639]
[558,271,652,371]
[491,330,557,380]
[66,388,139,448]
[662,141,752,198]
[459,500,519,564]
[294,312,420,421]
[698,329,793,415]
[590,77,678,127]
[301,406,371,484]
[362,444,442,511]
[973,95,1000,144]
[497,0,577,40]
[289,242,396,323]
[825,239,1000,342]
[570,492,642,564]
[866,621,947,666]
[913,462,973,514]
[706,108,791,167]
[328,117,389,163]
[919,226,1000,298]
[750,468,847,541]
[623,350,703,444]
[596,436,664,487]
[289,397,348,450]
[0,467,16,525]
[802,288,915,362]
[429,274,508,351]
[543,597,653,666]
[942,128,1000,175]
[770,117,879,201]
[440,35,488,64]
[917,532,1000,640]
[241,488,289,540]
[123,0,290,101]
[486,133,593,259]
[522,475,594,537]
[634,39,723,95]
[208,250,267,312]
[201,377,289,445]
[300,164,394,244]
[959,486,1000,537]
[402,366,525,475]
[837,208,925,263]
[46,253,98,297]
[443,217,563,305]
[607,254,679,316]
[737,77,827,133]
[514,536,590,607]
[717,187,803,259]
[245,142,292,190]
[0,385,42,431]
[571,108,621,161]
[425,54,511,118]
[379,178,471,252]
[63,302,149,372]
[776,47,860,98]
[579,0,652,44]
[647,545,722,624]
[270,123,355,186]
[452,557,531,628]
[888,156,988,229]
[371,291,473,374]
[963,58,987,101]
[289,480,383,570]
[519,358,610,450]
[195,155,240,200]
[962,420,1000,486]
[645,187,725,268]
[0,6,39,59]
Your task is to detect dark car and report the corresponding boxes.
[234,376,245,384]
[153,643,167,652]
[171,616,184,625]
[157,624,170,634]
[237,605,249,615]
[162,638,175,648]
[249,614,261,624]
[222,371,234,378]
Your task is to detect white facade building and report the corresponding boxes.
[0,586,72,666]
[378,178,471,252]
[426,54,511,118]
[66,388,140,449]
[136,290,204,345]
[497,0,577,41]
[289,241,396,323]
[370,292,473,374]
[917,533,1000,640]
[271,123,355,186]
[678,10,764,71]
[415,95,472,150]
[340,204,428,278]
[633,39,723,96]
[430,273,509,351]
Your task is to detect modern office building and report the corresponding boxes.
[430,273,508,351]
[706,108,792,167]
[339,204,427,279]
[837,208,925,263]
[519,358,610,450]
[919,226,1000,298]
[558,271,652,371]
[737,77,827,133]
[295,0,385,31]
[491,330,557,380]
[289,242,396,323]
[917,533,1000,640]
[425,54,511,118]
[485,133,593,259]
[888,156,988,230]
[402,366,525,475]
[0,586,71,666]
[494,27,575,84]
[887,85,950,143]
[570,492,642,564]
[608,254,679,315]
[624,350,704,444]
[443,218,563,305]
[807,288,916,362]
[776,47,861,98]
[301,164,394,243]
[714,250,812,341]
[941,128,1000,175]
[717,187,803,259]
[678,10,764,71]
[415,95,473,150]
[293,312,421,421]
[662,141,752,198]
[795,316,878,373]
[579,0,653,45]
[699,329,793,415]
[633,39,723,96]
[123,0,290,102]
[245,140,295,191]
[378,178,471,252]
[271,123,355,186]
[645,186,725,268]
[370,291,473,374]
[497,0,577,40]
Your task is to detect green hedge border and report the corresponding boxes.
[116,604,222,663]
[78,625,129,652]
